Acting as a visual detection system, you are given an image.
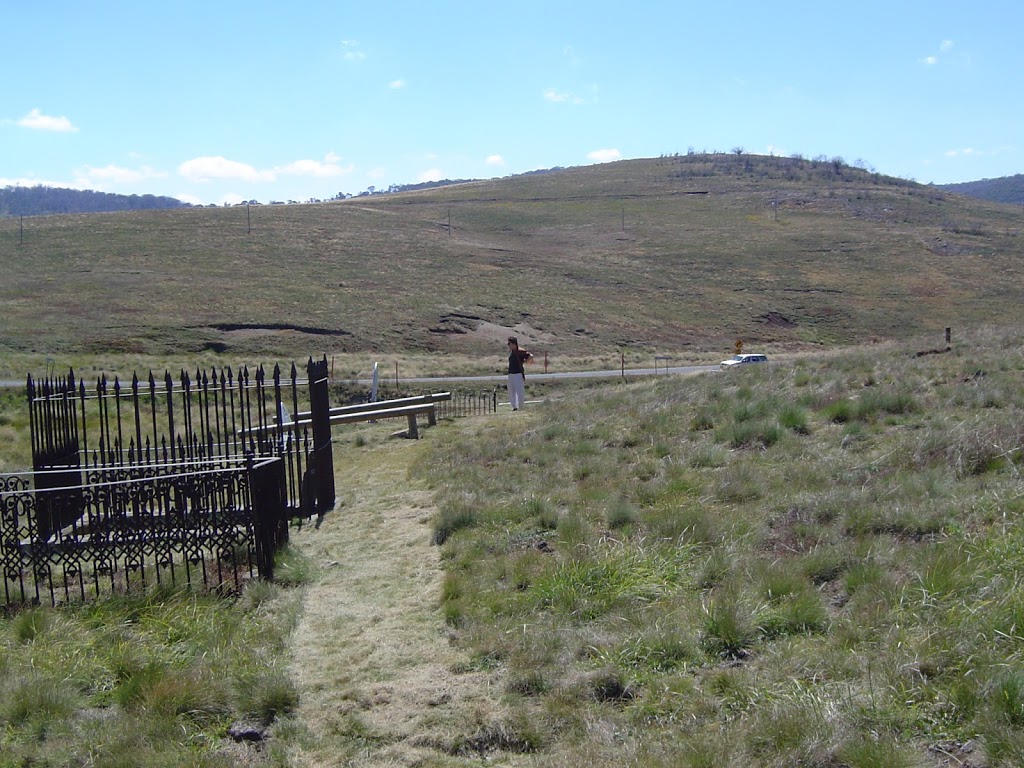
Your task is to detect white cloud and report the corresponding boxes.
[277,157,354,178]
[16,108,77,132]
[341,40,366,61]
[921,39,955,66]
[544,88,584,105]
[418,168,442,183]
[220,193,245,206]
[175,193,204,206]
[943,146,1014,159]
[485,154,505,167]
[179,154,354,184]
[179,156,274,183]
[77,164,166,187]
[389,79,406,89]
[587,148,621,163]
[0,175,82,189]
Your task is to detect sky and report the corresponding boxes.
[2,0,1021,206]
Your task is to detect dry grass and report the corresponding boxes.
[284,429,538,767]
[416,325,1024,767]
[2,155,1021,368]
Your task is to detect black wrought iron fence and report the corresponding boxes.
[26,358,334,517]
[0,455,287,608]
[433,389,499,420]
[368,388,497,420]
[2,359,493,609]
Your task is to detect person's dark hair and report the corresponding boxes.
[507,336,519,346]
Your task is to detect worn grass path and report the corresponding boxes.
[284,423,536,767]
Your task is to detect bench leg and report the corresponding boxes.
[406,414,419,439]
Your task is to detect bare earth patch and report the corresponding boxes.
[464,320,558,348]
[285,432,533,767]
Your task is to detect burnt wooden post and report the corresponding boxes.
[307,355,335,513]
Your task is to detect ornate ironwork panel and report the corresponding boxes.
[0,457,286,608]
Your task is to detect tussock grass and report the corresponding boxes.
[0,550,310,766]
[421,325,1024,766]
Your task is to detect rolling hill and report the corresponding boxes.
[1,154,1021,363]
[939,173,1024,205]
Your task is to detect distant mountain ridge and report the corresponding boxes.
[938,174,1024,204]
[5,168,1021,217]
[0,186,186,217]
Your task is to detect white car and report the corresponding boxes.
[720,353,768,370]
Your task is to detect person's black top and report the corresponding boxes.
[508,349,529,376]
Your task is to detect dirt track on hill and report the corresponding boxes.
[284,431,532,767]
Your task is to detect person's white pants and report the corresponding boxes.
[508,373,526,410]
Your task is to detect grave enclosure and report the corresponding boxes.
[0,357,334,608]
[1,355,500,609]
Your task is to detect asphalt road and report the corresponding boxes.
[393,364,719,385]
[0,364,720,390]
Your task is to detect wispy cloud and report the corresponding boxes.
[341,39,366,61]
[544,88,584,105]
[16,108,77,132]
[562,44,583,67]
[943,145,1015,159]
[587,148,621,163]
[179,156,275,183]
[485,154,505,167]
[277,156,354,178]
[921,39,954,66]
[0,175,82,189]
[418,168,442,183]
[388,79,407,89]
[178,154,352,183]
[76,164,166,187]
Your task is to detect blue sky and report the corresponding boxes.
[2,1,1021,206]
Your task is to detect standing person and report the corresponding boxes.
[506,336,533,411]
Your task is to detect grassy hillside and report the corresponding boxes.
[421,325,1024,766]
[1,154,1021,375]
[940,174,1024,205]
